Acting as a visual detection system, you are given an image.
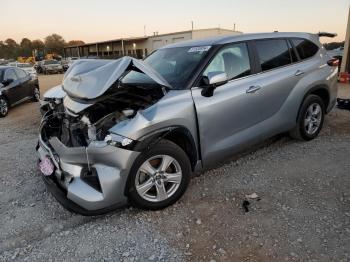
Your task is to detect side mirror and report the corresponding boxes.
[201,71,228,97]
[2,78,14,86]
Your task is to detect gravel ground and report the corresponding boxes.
[0,75,350,261]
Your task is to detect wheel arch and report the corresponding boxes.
[297,85,330,121]
[135,126,199,172]
[0,92,10,105]
[308,85,330,111]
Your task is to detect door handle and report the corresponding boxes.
[246,85,261,94]
[295,70,305,76]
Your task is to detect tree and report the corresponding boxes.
[32,39,45,50]
[4,38,19,59]
[4,38,18,47]
[67,40,85,46]
[31,39,45,58]
[44,34,66,55]
[20,38,32,57]
[0,41,6,59]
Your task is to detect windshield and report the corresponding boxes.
[122,46,211,89]
[44,60,59,65]
[17,63,32,68]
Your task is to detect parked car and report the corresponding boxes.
[37,32,338,215]
[61,57,79,71]
[7,62,38,80]
[37,60,63,74]
[61,59,69,71]
[327,47,343,71]
[0,66,40,117]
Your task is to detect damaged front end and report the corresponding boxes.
[37,57,171,215]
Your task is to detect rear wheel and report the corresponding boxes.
[0,96,9,117]
[289,94,325,141]
[127,140,191,210]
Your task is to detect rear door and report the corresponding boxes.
[3,69,20,104]
[250,38,301,123]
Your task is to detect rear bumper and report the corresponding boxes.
[44,67,63,72]
[37,124,140,215]
[326,67,339,113]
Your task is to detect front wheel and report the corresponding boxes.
[289,94,325,141]
[32,87,40,102]
[0,96,9,117]
[127,140,191,210]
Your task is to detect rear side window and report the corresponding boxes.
[255,39,292,71]
[291,38,319,60]
[4,69,18,81]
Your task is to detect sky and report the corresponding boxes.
[1,0,349,44]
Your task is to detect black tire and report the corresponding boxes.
[127,139,191,210]
[0,96,9,118]
[32,86,40,102]
[289,94,325,141]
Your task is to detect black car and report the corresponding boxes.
[0,66,40,117]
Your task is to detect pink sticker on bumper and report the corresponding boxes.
[39,157,54,176]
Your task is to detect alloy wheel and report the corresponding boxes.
[135,155,182,202]
[304,103,322,135]
[34,88,40,100]
[0,98,8,116]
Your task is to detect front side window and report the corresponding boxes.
[4,69,17,81]
[255,39,292,71]
[203,42,251,80]
[291,38,319,60]
[15,68,27,78]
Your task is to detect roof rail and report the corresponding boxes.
[317,32,337,38]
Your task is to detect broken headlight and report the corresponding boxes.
[104,133,134,148]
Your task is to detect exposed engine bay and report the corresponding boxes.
[41,84,165,147]
[40,56,170,147]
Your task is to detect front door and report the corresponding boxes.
[3,69,20,104]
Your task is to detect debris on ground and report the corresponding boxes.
[242,200,250,212]
[245,193,259,199]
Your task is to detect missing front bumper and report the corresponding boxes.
[37,135,140,214]
[42,174,127,216]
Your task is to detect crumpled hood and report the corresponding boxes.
[43,84,66,99]
[62,56,171,100]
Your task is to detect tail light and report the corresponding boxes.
[327,58,339,67]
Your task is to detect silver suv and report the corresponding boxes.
[37,32,338,215]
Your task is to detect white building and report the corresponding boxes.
[64,28,242,59]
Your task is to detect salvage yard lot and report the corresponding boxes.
[1,74,350,261]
